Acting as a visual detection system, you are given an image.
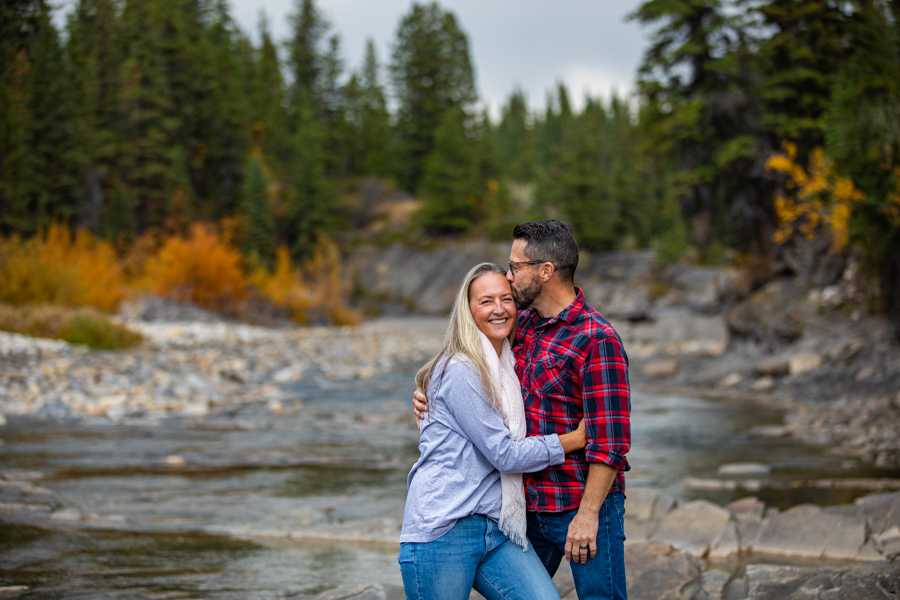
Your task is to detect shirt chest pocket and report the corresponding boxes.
[532,353,568,395]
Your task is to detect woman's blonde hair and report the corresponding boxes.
[415,262,514,412]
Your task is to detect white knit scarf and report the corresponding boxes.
[478,330,529,551]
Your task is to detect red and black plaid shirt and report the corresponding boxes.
[514,288,631,513]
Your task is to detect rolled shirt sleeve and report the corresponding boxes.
[581,336,631,471]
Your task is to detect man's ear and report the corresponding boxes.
[540,262,555,282]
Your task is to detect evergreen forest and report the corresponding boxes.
[2,0,900,328]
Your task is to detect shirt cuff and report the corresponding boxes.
[545,434,565,466]
[585,444,627,471]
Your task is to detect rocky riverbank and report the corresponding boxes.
[0,314,443,422]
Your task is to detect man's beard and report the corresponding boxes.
[513,276,542,310]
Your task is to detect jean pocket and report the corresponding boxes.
[612,493,626,538]
[398,542,415,564]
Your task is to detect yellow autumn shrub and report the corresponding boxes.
[0,222,126,311]
[252,237,361,325]
[765,142,866,253]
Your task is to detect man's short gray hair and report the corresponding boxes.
[512,220,579,284]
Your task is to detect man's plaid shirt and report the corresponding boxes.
[513,288,631,513]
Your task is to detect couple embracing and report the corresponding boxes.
[400,221,631,600]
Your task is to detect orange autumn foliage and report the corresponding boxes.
[0,222,126,311]
[141,223,249,310]
[0,221,360,326]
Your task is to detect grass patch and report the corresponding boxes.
[0,304,143,350]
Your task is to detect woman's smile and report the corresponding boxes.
[469,273,517,354]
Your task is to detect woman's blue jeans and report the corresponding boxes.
[398,515,561,600]
[526,492,627,600]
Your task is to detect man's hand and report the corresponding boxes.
[413,388,429,420]
[565,508,599,564]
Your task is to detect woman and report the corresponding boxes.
[399,263,586,600]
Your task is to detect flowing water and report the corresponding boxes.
[0,358,891,598]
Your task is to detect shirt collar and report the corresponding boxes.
[524,287,586,327]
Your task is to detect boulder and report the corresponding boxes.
[727,279,804,343]
[753,504,867,558]
[624,519,655,545]
[624,543,702,600]
[753,357,790,377]
[650,500,732,557]
[708,519,740,560]
[642,359,680,379]
[743,564,817,600]
[750,377,775,392]
[788,352,823,376]
[717,463,771,477]
[853,491,897,534]
[882,492,900,533]
[719,372,744,388]
[700,570,731,599]
[726,497,766,553]
[624,489,659,522]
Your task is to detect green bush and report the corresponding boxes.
[0,304,143,350]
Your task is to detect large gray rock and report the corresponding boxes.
[708,519,740,559]
[642,359,680,378]
[351,242,506,314]
[753,504,867,559]
[624,543,702,600]
[726,497,766,553]
[727,279,805,343]
[882,492,900,534]
[743,564,817,600]
[580,281,651,321]
[624,489,659,522]
[753,357,790,377]
[667,265,740,312]
[650,500,732,557]
[852,491,897,534]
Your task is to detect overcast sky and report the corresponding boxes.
[57,0,651,118]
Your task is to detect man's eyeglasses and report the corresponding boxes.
[508,260,548,274]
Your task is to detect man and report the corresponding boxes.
[414,220,631,600]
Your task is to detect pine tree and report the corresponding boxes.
[99,177,136,243]
[116,0,181,231]
[198,1,253,216]
[418,107,479,233]
[287,0,328,109]
[286,94,333,260]
[320,34,348,177]
[66,0,122,234]
[358,39,390,177]
[496,89,535,182]
[0,1,80,234]
[748,0,852,148]
[251,12,289,173]
[241,155,275,265]
[631,0,767,248]
[390,2,477,193]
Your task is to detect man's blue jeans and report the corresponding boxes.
[526,492,627,600]
[398,515,561,600]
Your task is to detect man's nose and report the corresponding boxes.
[506,270,514,283]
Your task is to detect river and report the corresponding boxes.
[0,358,889,598]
